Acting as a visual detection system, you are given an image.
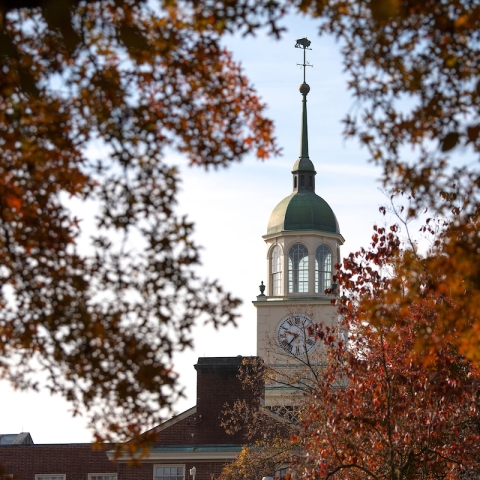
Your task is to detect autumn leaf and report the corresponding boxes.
[441,132,460,152]
[369,0,402,21]
[0,0,279,451]
[467,124,480,143]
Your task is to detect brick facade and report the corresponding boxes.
[153,357,257,447]
[0,444,115,480]
[152,409,198,446]
[0,357,260,480]
[194,357,255,445]
[118,461,226,480]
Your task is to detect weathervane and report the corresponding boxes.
[295,37,313,83]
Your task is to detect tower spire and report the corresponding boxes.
[291,38,316,193]
[295,37,312,160]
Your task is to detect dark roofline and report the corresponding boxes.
[194,356,258,373]
[0,443,113,447]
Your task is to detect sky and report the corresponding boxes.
[0,13,388,443]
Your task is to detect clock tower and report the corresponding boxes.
[253,38,345,405]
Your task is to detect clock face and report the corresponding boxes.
[277,315,317,356]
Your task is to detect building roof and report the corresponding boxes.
[0,432,33,445]
[267,190,340,235]
[292,157,316,172]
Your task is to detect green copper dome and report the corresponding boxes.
[267,190,340,235]
[266,51,341,237]
[292,157,315,172]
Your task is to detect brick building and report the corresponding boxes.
[0,357,258,480]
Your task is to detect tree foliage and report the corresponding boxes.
[1,0,480,447]
[222,226,480,480]
[0,0,278,445]
[310,0,480,363]
[293,225,480,480]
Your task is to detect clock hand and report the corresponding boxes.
[287,333,299,346]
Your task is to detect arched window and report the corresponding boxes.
[294,177,297,189]
[271,246,282,296]
[309,176,313,188]
[315,244,332,294]
[288,244,308,293]
[300,175,305,187]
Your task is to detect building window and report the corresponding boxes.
[89,475,117,480]
[288,244,308,293]
[35,476,65,480]
[309,176,313,188]
[300,175,305,187]
[275,467,289,480]
[271,245,282,296]
[294,176,297,189]
[315,244,332,293]
[154,466,185,480]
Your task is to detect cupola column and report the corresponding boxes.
[282,249,289,295]
[308,251,315,295]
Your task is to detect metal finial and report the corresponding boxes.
[295,37,313,83]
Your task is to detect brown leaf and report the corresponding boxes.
[369,0,401,21]
[441,132,459,152]
[467,125,480,142]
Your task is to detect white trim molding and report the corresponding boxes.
[110,446,241,462]
[148,451,239,461]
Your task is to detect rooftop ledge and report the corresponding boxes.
[253,295,335,304]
